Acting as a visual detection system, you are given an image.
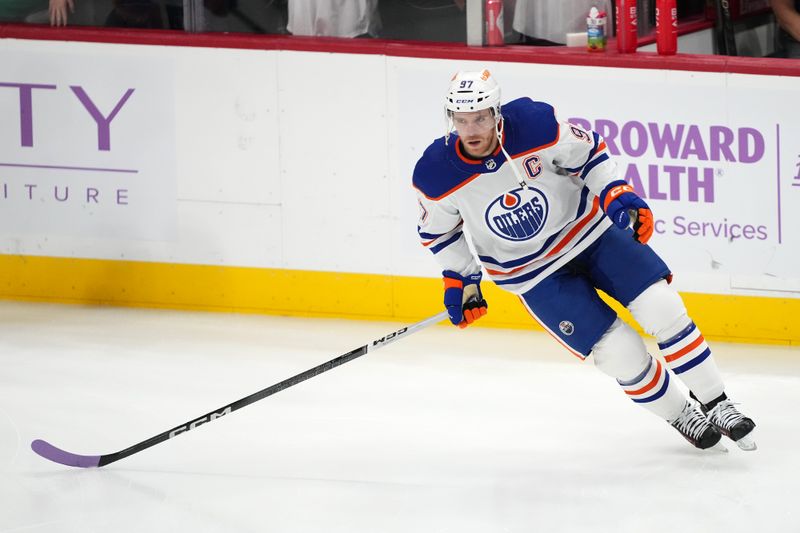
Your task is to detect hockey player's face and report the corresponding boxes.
[452,110,498,158]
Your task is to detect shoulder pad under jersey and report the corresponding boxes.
[501,97,560,157]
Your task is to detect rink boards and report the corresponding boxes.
[1,254,797,345]
[0,33,798,344]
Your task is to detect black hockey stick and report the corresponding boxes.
[32,310,449,468]
[715,0,738,56]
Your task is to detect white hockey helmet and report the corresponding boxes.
[445,69,502,117]
[444,70,502,144]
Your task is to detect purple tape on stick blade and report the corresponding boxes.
[31,440,101,468]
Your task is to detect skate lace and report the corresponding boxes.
[708,400,746,430]
[672,403,711,440]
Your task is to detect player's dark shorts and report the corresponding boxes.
[519,224,670,358]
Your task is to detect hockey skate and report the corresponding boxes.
[702,398,757,451]
[670,401,726,451]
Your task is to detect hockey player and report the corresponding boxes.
[413,69,756,451]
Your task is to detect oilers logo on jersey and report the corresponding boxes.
[559,320,575,336]
[485,187,548,241]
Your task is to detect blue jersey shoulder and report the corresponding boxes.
[412,98,558,200]
[501,97,559,156]
[413,137,475,200]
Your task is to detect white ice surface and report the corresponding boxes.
[1,301,798,533]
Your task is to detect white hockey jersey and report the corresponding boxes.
[413,97,618,295]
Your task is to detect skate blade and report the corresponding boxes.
[735,436,757,451]
[709,441,729,453]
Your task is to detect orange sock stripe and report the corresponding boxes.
[625,358,663,396]
[664,335,705,363]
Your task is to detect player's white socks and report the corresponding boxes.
[627,280,726,407]
[592,318,686,421]
[657,321,724,405]
[616,353,686,421]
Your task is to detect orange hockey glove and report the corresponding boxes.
[600,180,654,244]
[442,270,488,328]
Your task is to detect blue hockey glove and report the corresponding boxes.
[442,270,488,328]
[600,180,654,244]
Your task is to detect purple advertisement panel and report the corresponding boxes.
[564,112,799,288]
[0,47,176,241]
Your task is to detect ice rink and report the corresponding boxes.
[2,300,798,533]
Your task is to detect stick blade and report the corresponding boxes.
[31,439,101,468]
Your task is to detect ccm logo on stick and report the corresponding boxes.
[372,327,408,346]
[169,407,232,438]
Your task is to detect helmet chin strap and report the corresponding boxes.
[445,111,454,146]
[495,117,529,190]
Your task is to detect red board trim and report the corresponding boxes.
[2,23,799,77]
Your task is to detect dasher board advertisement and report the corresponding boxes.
[0,46,176,241]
